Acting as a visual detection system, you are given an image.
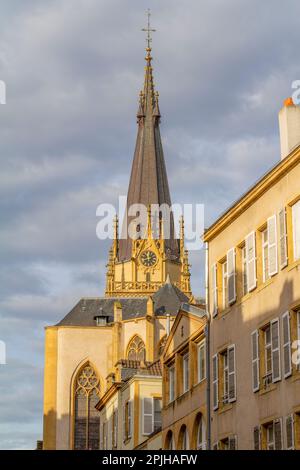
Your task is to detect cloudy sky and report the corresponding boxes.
[1,0,300,449]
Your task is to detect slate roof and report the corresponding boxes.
[56,281,189,327]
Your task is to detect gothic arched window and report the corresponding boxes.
[74,364,100,450]
[127,336,146,361]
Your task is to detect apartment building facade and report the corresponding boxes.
[161,305,207,450]
[96,360,162,450]
[204,99,300,450]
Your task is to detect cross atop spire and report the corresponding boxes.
[141,9,156,49]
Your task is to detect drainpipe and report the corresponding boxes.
[205,241,211,450]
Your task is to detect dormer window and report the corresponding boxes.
[94,316,107,326]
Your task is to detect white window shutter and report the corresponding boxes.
[227,248,236,305]
[271,319,281,382]
[274,418,283,450]
[298,312,300,371]
[253,426,261,450]
[142,397,153,435]
[279,209,288,269]
[292,201,300,261]
[251,330,260,392]
[282,312,292,378]
[212,263,218,317]
[212,354,219,410]
[246,232,257,292]
[267,215,278,276]
[228,345,236,402]
[285,414,294,450]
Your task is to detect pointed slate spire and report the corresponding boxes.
[118,45,179,261]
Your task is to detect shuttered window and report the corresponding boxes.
[128,401,132,438]
[274,418,283,450]
[222,261,228,309]
[112,409,118,448]
[168,366,175,402]
[229,435,237,450]
[228,345,236,402]
[212,354,219,410]
[267,215,278,276]
[262,228,269,282]
[271,319,281,382]
[124,400,132,441]
[183,353,189,393]
[253,426,260,450]
[292,200,300,260]
[227,248,236,304]
[251,330,260,392]
[282,312,292,378]
[285,414,294,450]
[197,340,206,382]
[245,232,257,291]
[143,398,153,435]
[267,422,275,450]
[212,263,218,317]
[279,208,288,268]
[153,398,162,432]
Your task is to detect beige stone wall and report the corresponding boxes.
[53,326,113,449]
[208,156,300,449]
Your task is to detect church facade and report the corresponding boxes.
[42,43,195,450]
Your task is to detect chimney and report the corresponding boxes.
[279,97,300,160]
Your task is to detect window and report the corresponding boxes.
[264,325,272,386]
[142,397,162,435]
[123,400,132,441]
[265,419,282,450]
[292,200,300,260]
[74,365,100,450]
[112,409,118,448]
[196,415,206,450]
[168,366,175,402]
[183,353,189,393]
[242,245,248,295]
[266,422,275,450]
[197,340,206,383]
[263,320,281,386]
[153,398,162,432]
[298,311,300,371]
[212,354,219,410]
[220,435,237,450]
[245,231,257,291]
[178,425,189,450]
[165,431,174,450]
[221,345,236,405]
[285,414,295,450]
[262,228,269,282]
[127,336,146,361]
[222,261,228,309]
[102,421,107,450]
[223,350,229,404]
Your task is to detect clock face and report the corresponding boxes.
[140,250,157,267]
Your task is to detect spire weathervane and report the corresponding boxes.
[141,9,156,49]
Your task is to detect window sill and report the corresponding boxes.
[217,402,233,415]
[258,382,277,396]
[287,258,300,272]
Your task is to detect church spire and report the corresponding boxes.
[118,13,179,261]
